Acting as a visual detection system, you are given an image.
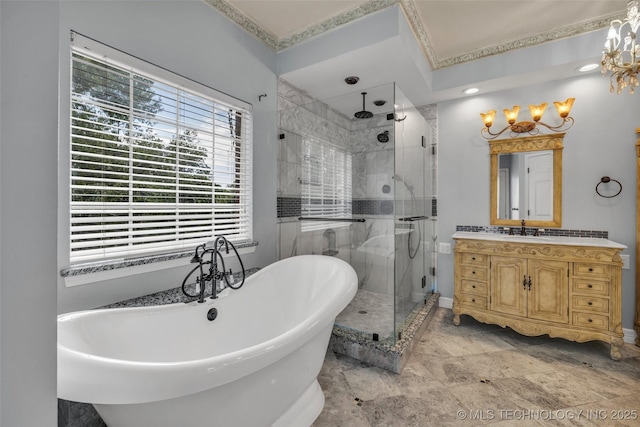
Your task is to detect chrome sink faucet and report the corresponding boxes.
[520,220,527,236]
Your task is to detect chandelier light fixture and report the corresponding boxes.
[602,0,640,94]
[480,98,575,140]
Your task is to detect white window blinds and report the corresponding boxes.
[69,37,252,263]
[300,138,352,231]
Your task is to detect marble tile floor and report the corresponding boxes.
[313,308,640,427]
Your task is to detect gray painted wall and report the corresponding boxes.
[437,72,640,331]
[56,1,278,313]
[1,1,277,425]
[1,2,60,425]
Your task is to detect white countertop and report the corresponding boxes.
[451,231,626,250]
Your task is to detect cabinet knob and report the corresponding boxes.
[588,318,593,323]
[472,285,476,288]
[588,301,593,306]
[588,268,594,272]
[471,298,476,302]
[587,284,593,288]
[472,271,475,274]
[472,257,476,260]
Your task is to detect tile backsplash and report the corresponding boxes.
[455,225,608,239]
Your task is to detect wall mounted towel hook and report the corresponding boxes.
[595,176,622,198]
[258,93,267,102]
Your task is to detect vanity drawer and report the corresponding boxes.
[572,312,609,331]
[572,296,609,313]
[460,265,488,281]
[461,279,487,295]
[572,279,609,296]
[573,263,610,280]
[460,253,487,266]
[459,293,487,309]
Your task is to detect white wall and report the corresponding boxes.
[0,1,277,425]
[437,72,640,330]
[56,0,278,313]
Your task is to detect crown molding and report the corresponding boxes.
[277,0,397,50]
[434,13,618,69]
[204,0,621,70]
[202,0,279,50]
[398,0,437,69]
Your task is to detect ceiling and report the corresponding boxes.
[205,0,629,112]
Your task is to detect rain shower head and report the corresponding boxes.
[354,92,373,119]
[377,130,390,143]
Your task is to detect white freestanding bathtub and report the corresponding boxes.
[58,255,357,427]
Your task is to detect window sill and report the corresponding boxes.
[61,241,258,287]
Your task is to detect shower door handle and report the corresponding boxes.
[398,216,429,222]
[298,217,366,223]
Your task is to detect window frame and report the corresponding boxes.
[61,32,253,273]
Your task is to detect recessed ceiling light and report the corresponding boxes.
[462,87,479,95]
[577,63,599,72]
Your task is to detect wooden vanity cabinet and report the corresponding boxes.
[491,256,569,324]
[453,235,625,359]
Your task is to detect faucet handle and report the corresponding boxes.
[520,219,527,236]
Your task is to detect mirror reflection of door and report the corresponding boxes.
[498,168,511,219]
[524,151,553,220]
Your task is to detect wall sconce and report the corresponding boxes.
[480,98,575,140]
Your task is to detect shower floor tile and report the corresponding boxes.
[335,289,394,340]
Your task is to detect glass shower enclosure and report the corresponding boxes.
[277,81,436,346]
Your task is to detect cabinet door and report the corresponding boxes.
[491,256,527,317]
[528,259,569,323]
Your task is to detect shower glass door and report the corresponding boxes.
[393,84,433,340]
[341,83,396,342]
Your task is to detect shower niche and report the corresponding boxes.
[277,80,438,372]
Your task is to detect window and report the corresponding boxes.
[69,34,252,264]
[300,138,352,231]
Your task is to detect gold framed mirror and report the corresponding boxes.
[489,133,564,228]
